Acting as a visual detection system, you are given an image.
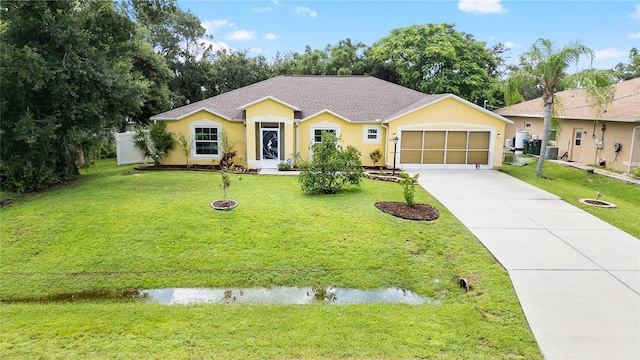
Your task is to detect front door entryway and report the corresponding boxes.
[571,128,583,161]
[260,128,280,168]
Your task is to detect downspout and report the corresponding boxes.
[243,120,248,169]
[629,125,640,173]
[295,120,299,164]
[381,120,390,167]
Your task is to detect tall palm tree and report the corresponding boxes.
[505,39,615,178]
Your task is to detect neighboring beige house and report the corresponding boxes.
[495,77,640,173]
[150,75,512,170]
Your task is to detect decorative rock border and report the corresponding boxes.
[364,171,404,183]
[579,198,617,208]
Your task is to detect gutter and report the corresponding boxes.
[381,121,390,168]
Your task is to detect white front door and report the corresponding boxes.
[260,128,280,168]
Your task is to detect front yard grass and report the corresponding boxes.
[0,159,542,359]
[501,161,640,239]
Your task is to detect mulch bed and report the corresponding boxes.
[375,201,439,221]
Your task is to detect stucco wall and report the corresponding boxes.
[296,113,384,165]
[161,111,246,167]
[245,99,295,168]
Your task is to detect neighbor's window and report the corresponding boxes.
[194,127,219,155]
[364,127,380,143]
[313,128,337,143]
[525,122,532,128]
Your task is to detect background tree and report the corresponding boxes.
[368,23,502,105]
[325,39,369,75]
[128,0,212,107]
[208,50,272,96]
[1,0,151,192]
[504,38,616,178]
[297,132,363,194]
[611,48,640,81]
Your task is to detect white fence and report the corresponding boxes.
[115,132,145,165]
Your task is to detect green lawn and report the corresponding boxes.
[501,160,640,239]
[0,159,541,359]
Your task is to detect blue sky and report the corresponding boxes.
[178,0,640,70]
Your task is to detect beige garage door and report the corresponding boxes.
[399,130,490,168]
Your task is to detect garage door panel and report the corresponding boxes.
[423,150,444,164]
[468,151,489,164]
[401,131,423,149]
[400,130,492,168]
[447,132,467,149]
[400,150,422,163]
[424,131,445,149]
[469,132,490,149]
[447,150,467,164]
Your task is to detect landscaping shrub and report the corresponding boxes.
[133,122,176,166]
[399,172,419,206]
[369,148,382,167]
[297,132,363,194]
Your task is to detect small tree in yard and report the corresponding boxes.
[176,132,191,168]
[298,132,363,194]
[399,173,419,206]
[370,148,382,168]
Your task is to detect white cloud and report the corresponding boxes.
[458,0,506,14]
[272,0,282,7]
[249,48,265,54]
[201,20,229,34]
[504,41,522,48]
[594,48,626,60]
[265,33,277,40]
[629,32,640,39]
[225,30,256,42]
[296,7,318,18]
[253,6,272,13]
[200,38,232,54]
[631,4,640,18]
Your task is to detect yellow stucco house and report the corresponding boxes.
[150,75,512,170]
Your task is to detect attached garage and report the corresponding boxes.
[399,130,491,169]
[384,95,512,170]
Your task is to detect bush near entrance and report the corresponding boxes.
[297,132,363,194]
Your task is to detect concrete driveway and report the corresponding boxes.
[414,170,640,360]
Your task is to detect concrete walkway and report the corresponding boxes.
[415,170,640,360]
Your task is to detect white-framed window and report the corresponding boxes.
[190,123,221,159]
[524,122,532,129]
[363,126,381,143]
[313,128,337,143]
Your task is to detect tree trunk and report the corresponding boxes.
[536,92,554,178]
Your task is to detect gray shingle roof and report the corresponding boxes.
[494,77,640,122]
[150,75,449,122]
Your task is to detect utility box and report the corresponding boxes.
[546,146,558,160]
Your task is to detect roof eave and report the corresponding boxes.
[150,107,234,122]
[299,109,353,123]
[384,94,513,125]
[237,96,301,111]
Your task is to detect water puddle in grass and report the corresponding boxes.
[140,287,436,306]
[3,287,437,305]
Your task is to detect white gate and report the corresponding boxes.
[116,132,145,165]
